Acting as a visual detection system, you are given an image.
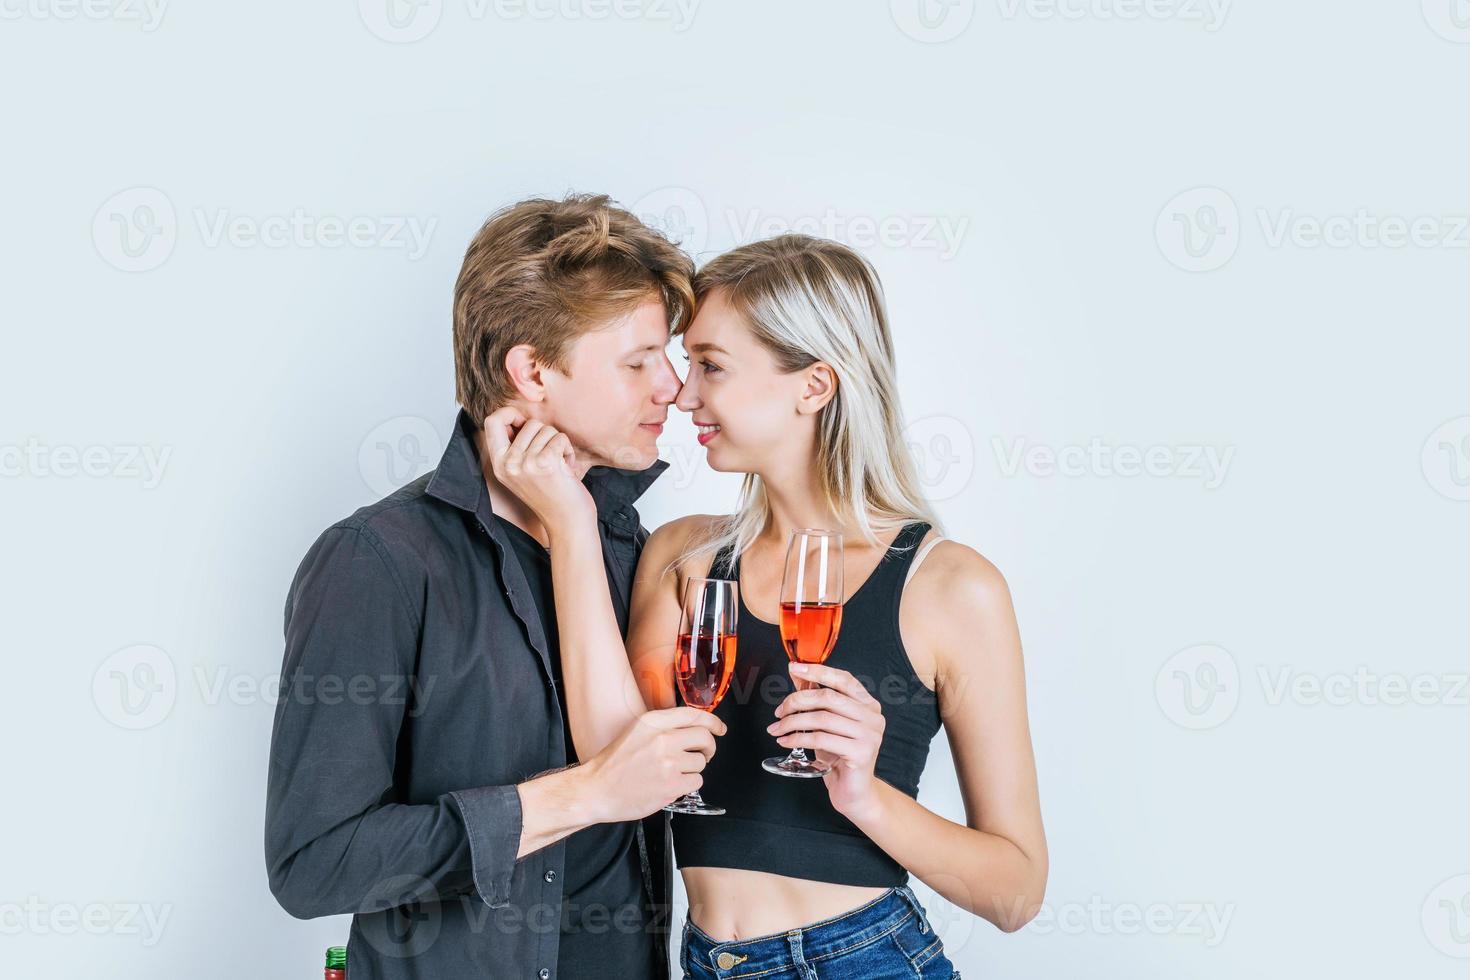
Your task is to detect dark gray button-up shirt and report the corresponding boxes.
[265,409,674,979]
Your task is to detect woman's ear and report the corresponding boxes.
[796,361,838,416]
[503,344,548,403]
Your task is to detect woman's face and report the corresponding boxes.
[674,289,829,474]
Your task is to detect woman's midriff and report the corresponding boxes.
[681,866,891,941]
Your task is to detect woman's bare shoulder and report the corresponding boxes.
[648,513,726,548]
[905,535,1018,659]
[637,514,727,582]
[912,536,1010,600]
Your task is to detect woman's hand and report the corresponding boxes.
[767,661,887,820]
[482,407,596,534]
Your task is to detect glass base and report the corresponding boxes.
[664,793,724,815]
[762,754,831,778]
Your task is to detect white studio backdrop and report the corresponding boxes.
[2,2,1467,977]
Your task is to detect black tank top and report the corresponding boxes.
[672,521,944,887]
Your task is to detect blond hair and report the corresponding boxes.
[675,235,940,572]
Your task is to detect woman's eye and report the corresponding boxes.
[701,360,722,375]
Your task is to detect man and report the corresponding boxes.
[265,193,721,978]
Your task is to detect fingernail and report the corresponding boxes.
[790,663,807,674]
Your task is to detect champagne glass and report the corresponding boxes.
[763,529,844,778]
[664,577,739,815]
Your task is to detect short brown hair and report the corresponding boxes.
[452,193,695,423]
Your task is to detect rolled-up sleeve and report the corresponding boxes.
[264,524,522,917]
[448,785,523,908]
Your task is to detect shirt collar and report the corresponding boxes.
[426,408,669,521]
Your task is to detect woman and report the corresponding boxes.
[487,235,1046,978]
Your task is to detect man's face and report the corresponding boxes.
[540,296,681,471]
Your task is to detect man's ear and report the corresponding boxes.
[503,344,548,403]
[796,361,838,416]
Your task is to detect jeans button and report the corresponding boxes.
[544,869,557,883]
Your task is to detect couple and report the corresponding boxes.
[264,193,1046,979]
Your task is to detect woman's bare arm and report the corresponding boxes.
[798,542,1048,931]
[553,513,715,760]
[624,515,718,711]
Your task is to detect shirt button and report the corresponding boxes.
[538,970,550,980]
[544,869,557,882]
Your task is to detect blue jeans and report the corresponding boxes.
[680,885,962,979]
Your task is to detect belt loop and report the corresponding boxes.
[897,885,932,934]
[786,929,818,980]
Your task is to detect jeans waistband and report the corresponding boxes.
[683,885,934,975]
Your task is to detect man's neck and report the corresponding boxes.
[481,467,550,546]
[472,416,594,547]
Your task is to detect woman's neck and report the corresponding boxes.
[757,467,859,548]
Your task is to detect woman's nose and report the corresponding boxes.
[674,375,700,412]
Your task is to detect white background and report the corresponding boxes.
[2,1,1468,976]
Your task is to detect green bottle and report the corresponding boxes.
[324,946,347,979]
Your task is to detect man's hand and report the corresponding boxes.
[482,406,596,535]
[580,707,727,823]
